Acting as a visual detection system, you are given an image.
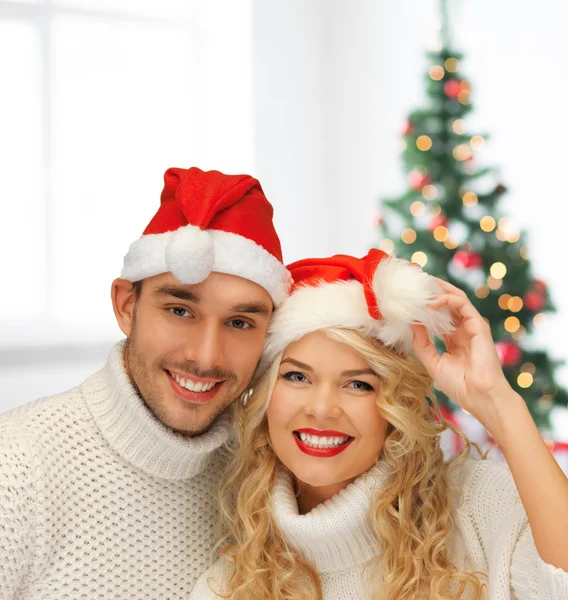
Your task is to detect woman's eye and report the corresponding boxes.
[228,319,251,329]
[348,380,374,392]
[281,371,308,383]
[170,307,192,318]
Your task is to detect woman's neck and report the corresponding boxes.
[296,477,355,514]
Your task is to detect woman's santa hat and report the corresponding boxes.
[121,167,291,305]
[263,248,453,360]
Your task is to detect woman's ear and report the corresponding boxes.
[111,278,137,337]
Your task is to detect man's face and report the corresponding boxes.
[114,272,272,436]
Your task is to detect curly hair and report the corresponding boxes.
[215,328,487,600]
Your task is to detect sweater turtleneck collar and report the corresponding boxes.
[272,461,389,573]
[81,341,233,481]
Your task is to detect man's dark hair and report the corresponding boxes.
[133,280,143,299]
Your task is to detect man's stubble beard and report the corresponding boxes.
[124,315,246,436]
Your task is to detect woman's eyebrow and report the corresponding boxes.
[280,358,313,371]
[341,369,376,377]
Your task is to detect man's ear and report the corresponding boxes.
[111,278,138,337]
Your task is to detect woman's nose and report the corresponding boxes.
[302,385,342,420]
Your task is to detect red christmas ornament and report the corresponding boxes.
[533,279,547,293]
[495,341,522,367]
[494,183,508,195]
[524,290,546,312]
[444,80,462,99]
[452,249,483,269]
[402,120,414,136]
[408,170,432,191]
[429,214,448,232]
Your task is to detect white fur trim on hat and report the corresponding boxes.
[120,228,292,305]
[263,257,453,362]
[372,258,454,353]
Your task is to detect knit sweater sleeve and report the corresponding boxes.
[464,458,568,600]
[189,558,234,599]
[0,424,37,599]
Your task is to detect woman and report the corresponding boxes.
[191,249,568,599]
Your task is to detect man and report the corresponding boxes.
[0,167,290,599]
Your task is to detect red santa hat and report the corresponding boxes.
[263,248,453,360]
[121,167,291,305]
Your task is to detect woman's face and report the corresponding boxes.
[267,331,389,491]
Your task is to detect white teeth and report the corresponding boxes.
[171,373,216,393]
[297,433,350,449]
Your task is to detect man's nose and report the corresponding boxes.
[184,320,224,372]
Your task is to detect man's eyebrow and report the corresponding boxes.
[153,285,200,303]
[230,302,271,316]
[280,358,313,371]
[340,368,377,377]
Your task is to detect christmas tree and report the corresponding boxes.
[378,0,567,430]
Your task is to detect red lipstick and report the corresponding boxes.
[296,428,350,437]
[293,429,354,458]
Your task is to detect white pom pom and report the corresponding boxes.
[373,257,453,353]
[165,224,214,284]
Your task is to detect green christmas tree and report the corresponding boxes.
[378,0,567,430]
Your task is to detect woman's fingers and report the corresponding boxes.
[411,323,442,377]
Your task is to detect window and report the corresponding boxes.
[0,0,254,347]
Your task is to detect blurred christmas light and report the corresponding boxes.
[422,184,438,200]
[432,204,443,216]
[480,216,496,232]
[462,192,478,206]
[401,228,417,244]
[417,135,433,151]
[400,139,407,152]
[504,316,520,332]
[444,238,459,249]
[475,284,490,299]
[539,395,554,411]
[433,226,450,242]
[458,90,471,104]
[411,251,428,267]
[488,277,503,290]
[410,201,426,216]
[453,144,472,161]
[470,135,486,150]
[495,229,507,242]
[508,296,523,312]
[379,239,395,253]
[490,262,507,279]
[517,372,534,388]
[533,313,545,326]
[507,231,521,243]
[452,119,466,134]
[498,294,512,310]
[445,57,459,72]
[521,362,536,375]
[429,65,445,80]
[520,245,529,259]
[512,326,526,341]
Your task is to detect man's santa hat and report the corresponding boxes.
[263,248,453,361]
[121,167,291,305]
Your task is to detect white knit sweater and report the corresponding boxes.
[0,342,232,600]
[191,458,568,600]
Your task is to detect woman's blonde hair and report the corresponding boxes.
[216,327,487,599]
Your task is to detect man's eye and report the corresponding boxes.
[229,319,251,329]
[281,371,308,383]
[170,307,192,318]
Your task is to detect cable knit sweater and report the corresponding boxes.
[0,342,232,600]
[191,458,568,600]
